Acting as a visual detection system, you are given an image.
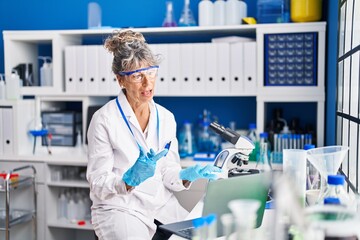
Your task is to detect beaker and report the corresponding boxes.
[228,199,260,240]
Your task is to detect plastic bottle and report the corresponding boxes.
[213,0,226,26]
[320,175,349,207]
[198,0,214,26]
[192,217,206,240]
[178,121,196,158]
[67,198,77,221]
[163,1,177,27]
[0,74,5,100]
[205,214,217,240]
[76,130,82,149]
[179,0,196,26]
[225,0,247,25]
[6,70,22,100]
[57,192,67,219]
[39,56,53,86]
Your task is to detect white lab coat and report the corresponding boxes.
[87,90,189,239]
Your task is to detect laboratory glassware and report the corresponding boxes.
[320,175,350,207]
[88,2,102,29]
[228,199,260,240]
[178,0,196,26]
[306,146,349,205]
[162,1,177,27]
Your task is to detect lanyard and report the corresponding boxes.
[116,97,159,151]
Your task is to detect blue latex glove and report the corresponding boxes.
[123,147,168,187]
[179,164,222,182]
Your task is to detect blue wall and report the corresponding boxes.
[0,0,337,143]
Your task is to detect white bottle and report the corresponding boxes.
[0,74,5,100]
[57,192,67,219]
[6,71,21,100]
[213,0,226,26]
[198,0,214,26]
[39,56,53,86]
[225,0,247,25]
[67,198,77,221]
[77,198,86,220]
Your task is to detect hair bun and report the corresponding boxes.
[104,30,145,53]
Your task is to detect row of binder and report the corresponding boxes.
[0,107,14,155]
[64,42,257,95]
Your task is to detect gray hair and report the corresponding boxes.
[104,30,160,75]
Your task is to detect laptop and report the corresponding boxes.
[159,173,271,239]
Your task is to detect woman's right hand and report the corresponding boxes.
[122,147,168,187]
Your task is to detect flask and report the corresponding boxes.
[321,175,350,207]
[256,141,272,172]
[225,0,247,25]
[0,74,5,100]
[198,0,214,26]
[57,192,67,219]
[178,121,196,158]
[248,123,258,162]
[178,0,196,26]
[162,1,177,27]
[39,56,53,86]
[6,70,22,100]
[213,0,226,25]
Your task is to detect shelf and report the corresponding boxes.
[48,219,93,230]
[0,209,34,230]
[47,180,89,188]
[0,176,34,192]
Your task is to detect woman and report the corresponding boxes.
[87,30,221,240]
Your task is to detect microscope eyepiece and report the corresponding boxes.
[209,122,240,145]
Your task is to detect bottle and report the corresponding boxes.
[6,70,22,100]
[178,120,196,158]
[198,0,214,26]
[67,198,77,221]
[205,214,217,240]
[213,0,226,26]
[248,123,258,162]
[179,0,196,27]
[0,74,5,100]
[163,1,177,27]
[192,217,206,240]
[320,175,349,207]
[57,192,67,219]
[225,0,247,25]
[39,56,53,86]
[76,130,82,149]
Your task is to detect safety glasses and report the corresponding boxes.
[118,65,159,83]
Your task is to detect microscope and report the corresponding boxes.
[209,122,260,179]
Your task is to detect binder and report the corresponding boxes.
[243,41,257,94]
[216,43,230,94]
[230,42,244,94]
[75,46,87,93]
[0,108,3,155]
[86,45,99,94]
[192,43,206,94]
[167,44,181,95]
[205,43,218,94]
[2,107,14,155]
[65,46,77,93]
[180,44,194,94]
[98,45,110,94]
[107,49,119,95]
[149,44,169,95]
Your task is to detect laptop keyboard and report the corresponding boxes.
[178,227,194,238]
